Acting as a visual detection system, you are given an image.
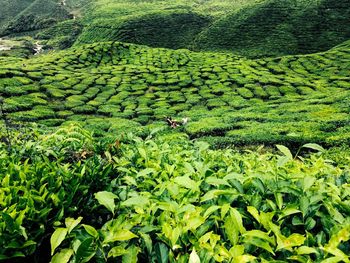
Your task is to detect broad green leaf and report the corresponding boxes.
[201,189,238,202]
[324,226,350,250]
[225,216,239,246]
[243,230,275,244]
[296,246,317,255]
[203,206,221,218]
[302,143,325,152]
[277,233,306,251]
[94,191,118,214]
[184,162,195,174]
[278,207,301,221]
[82,224,98,238]
[137,168,155,177]
[226,178,244,193]
[162,223,180,247]
[247,206,260,223]
[276,145,293,159]
[233,255,256,263]
[299,196,309,216]
[108,246,128,258]
[139,232,152,255]
[122,195,150,207]
[184,215,205,232]
[104,229,138,243]
[205,177,230,187]
[250,178,265,194]
[320,256,346,263]
[243,236,275,255]
[302,176,316,191]
[65,217,83,234]
[198,231,213,245]
[2,212,15,232]
[221,203,230,220]
[138,148,147,159]
[230,208,246,234]
[75,237,96,263]
[324,203,345,223]
[51,228,68,256]
[195,141,210,152]
[305,217,316,230]
[189,248,201,263]
[275,193,283,210]
[229,245,245,257]
[122,245,139,263]
[51,248,73,263]
[174,176,199,191]
[155,242,169,263]
[322,247,350,262]
[277,156,290,167]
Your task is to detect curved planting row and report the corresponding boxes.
[0,41,350,146]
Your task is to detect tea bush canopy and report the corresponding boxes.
[1,0,350,262]
[1,40,350,147]
[1,0,350,56]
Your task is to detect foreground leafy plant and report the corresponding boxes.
[49,133,350,262]
[0,124,118,261]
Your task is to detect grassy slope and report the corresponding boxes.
[0,0,70,36]
[74,0,259,49]
[0,0,34,31]
[1,0,349,56]
[1,40,349,148]
[195,0,350,57]
[74,0,350,57]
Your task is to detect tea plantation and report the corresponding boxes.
[0,124,350,262]
[1,40,350,148]
[1,0,350,262]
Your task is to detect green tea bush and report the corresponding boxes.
[185,117,234,137]
[236,87,254,99]
[46,132,350,262]
[72,105,96,114]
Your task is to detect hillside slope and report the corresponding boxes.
[1,40,349,147]
[74,0,350,56]
[0,0,71,37]
[0,0,34,31]
[195,0,350,57]
[1,0,349,57]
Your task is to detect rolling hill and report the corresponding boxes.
[1,0,349,57]
[1,1,350,262]
[74,0,350,56]
[0,0,87,37]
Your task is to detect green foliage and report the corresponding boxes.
[36,131,349,262]
[0,0,71,36]
[1,40,350,147]
[0,124,349,262]
[194,0,350,57]
[0,125,115,260]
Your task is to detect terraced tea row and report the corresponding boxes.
[1,41,350,147]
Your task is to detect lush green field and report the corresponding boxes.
[1,1,350,262]
[74,0,350,56]
[1,40,350,148]
[0,0,72,37]
[0,124,349,262]
[2,0,350,57]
